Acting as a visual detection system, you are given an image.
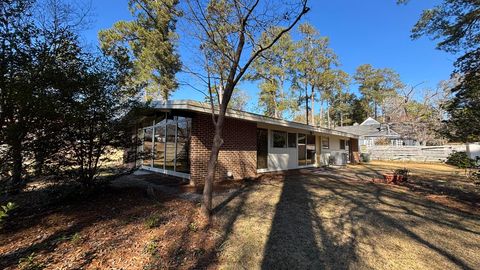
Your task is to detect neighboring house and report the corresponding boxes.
[335,117,417,150]
[129,100,359,186]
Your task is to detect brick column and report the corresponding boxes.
[190,113,257,186]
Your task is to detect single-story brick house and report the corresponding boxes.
[132,100,359,186]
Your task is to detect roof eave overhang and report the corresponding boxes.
[150,100,359,139]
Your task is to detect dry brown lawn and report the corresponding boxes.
[213,161,480,269]
[1,161,479,269]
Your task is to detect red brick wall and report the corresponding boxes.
[190,113,257,185]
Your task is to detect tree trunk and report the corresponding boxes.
[374,100,378,120]
[327,101,331,128]
[310,85,315,125]
[340,112,344,127]
[320,99,324,127]
[201,115,224,218]
[11,137,23,187]
[305,84,309,125]
[34,151,44,177]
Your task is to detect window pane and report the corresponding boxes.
[340,139,346,150]
[272,131,287,148]
[306,135,316,165]
[153,125,165,169]
[298,134,306,166]
[165,118,176,171]
[322,137,329,149]
[143,128,153,166]
[155,113,166,126]
[257,129,268,169]
[176,117,191,173]
[287,133,297,148]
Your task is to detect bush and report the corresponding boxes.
[0,202,18,228]
[446,152,476,169]
[360,153,370,163]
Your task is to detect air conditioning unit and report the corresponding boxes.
[329,152,348,166]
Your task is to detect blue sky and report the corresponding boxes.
[81,0,453,112]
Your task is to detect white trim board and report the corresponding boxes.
[140,165,191,179]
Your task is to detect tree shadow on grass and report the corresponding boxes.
[262,168,480,269]
[191,181,257,269]
[307,171,478,270]
[261,172,359,269]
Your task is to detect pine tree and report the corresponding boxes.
[99,0,181,101]
[353,64,403,120]
[249,29,296,118]
[294,23,338,125]
[403,0,480,142]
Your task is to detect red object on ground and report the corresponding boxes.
[384,174,396,184]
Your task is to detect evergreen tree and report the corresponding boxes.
[249,30,296,118]
[353,64,403,120]
[294,23,338,125]
[99,0,181,101]
[403,0,480,142]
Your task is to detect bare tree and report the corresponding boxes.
[183,0,309,217]
[384,79,457,145]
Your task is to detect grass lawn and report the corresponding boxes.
[1,161,479,269]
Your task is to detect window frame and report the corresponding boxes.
[322,136,330,149]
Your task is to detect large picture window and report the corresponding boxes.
[272,130,287,148]
[142,113,191,174]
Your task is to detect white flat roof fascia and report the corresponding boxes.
[150,100,359,139]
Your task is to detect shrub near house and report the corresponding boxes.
[446,152,476,169]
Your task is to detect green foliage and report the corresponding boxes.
[144,213,162,228]
[0,0,141,189]
[446,152,476,169]
[18,253,44,270]
[99,0,181,101]
[360,153,370,163]
[407,0,480,142]
[188,222,198,232]
[143,239,159,255]
[0,202,18,227]
[354,64,404,119]
[295,23,340,125]
[442,50,480,142]
[249,29,297,118]
[70,232,82,244]
[409,0,479,53]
